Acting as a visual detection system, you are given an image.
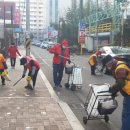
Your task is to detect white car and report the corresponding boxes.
[35,42,41,46]
[47,41,56,48]
[99,46,125,57]
[40,42,48,49]
[99,46,130,74]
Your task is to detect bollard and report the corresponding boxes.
[25,35,31,56]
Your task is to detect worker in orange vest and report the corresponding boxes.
[0,53,8,85]
[88,50,102,75]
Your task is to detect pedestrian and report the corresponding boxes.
[88,50,102,75]
[48,39,70,90]
[0,53,8,85]
[20,56,40,90]
[104,58,130,130]
[7,42,21,68]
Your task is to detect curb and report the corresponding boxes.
[39,69,85,130]
[31,54,85,130]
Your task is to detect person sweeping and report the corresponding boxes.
[20,56,40,90]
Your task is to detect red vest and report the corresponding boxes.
[25,56,40,71]
[49,43,70,65]
[7,45,20,58]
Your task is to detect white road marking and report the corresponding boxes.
[33,54,52,69]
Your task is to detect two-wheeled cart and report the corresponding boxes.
[83,83,118,124]
[64,62,82,91]
[95,56,103,76]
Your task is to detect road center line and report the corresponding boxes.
[39,55,52,68]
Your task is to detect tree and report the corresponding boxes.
[59,4,88,45]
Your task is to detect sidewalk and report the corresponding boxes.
[0,47,84,130]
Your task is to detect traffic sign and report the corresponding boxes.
[78,22,86,43]
[13,28,22,33]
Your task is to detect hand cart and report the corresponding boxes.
[64,62,82,91]
[95,56,103,76]
[83,83,118,124]
[95,64,103,76]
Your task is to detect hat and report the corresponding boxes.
[11,42,15,45]
[95,50,102,55]
[103,55,113,63]
[20,57,27,65]
[61,40,68,47]
[106,55,113,61]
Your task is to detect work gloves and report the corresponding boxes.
[109,87,118,98]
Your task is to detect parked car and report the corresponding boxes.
[47,41,56,49]
[40,42,48,49]
[99,46,130,74]
[31,40,40,46]
[34,41,41,46]
[99,46,126,57]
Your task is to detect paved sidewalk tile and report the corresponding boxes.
[0,48,73,130]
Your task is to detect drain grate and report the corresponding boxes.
[68,103,84,109]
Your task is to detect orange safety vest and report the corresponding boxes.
[115,63,130,95]
[0,54,5,70]
[88,54,96,66]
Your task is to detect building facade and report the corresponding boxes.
[3,0,48,40]
[49,0,58,24]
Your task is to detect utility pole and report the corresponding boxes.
[11,6,13,43]
[96,0,99,49]
[80,0,83,19]
[79,0,84,55]
[26,0,30,56]
[19,0,21,46]
[26,0,30,33]
[3,5,6,47]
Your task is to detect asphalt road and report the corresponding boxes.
[31,46,123,130]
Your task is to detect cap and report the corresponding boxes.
[96,50,102,55]
[20,57,27,65]
[61,40,68,47]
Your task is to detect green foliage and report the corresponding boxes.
[50,22,59,30]
[58,3,89,45]
[116,0,127,3]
